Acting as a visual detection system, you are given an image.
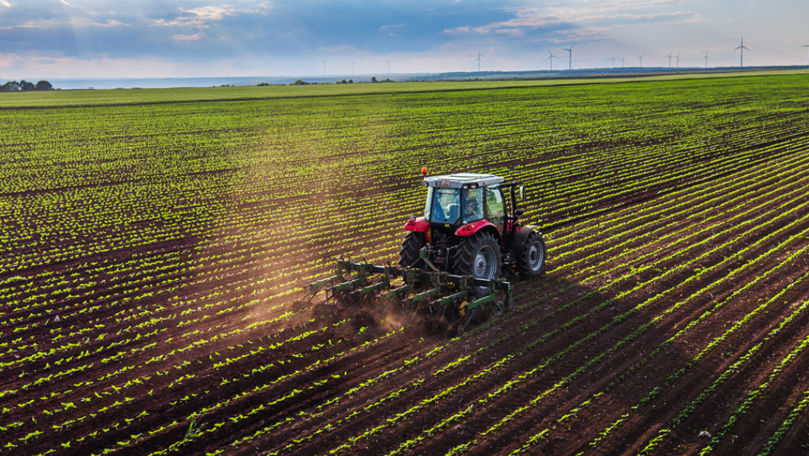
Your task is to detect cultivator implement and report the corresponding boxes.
[308,258,512,335]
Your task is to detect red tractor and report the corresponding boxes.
[400,172,546,283]
[309,171,547,334]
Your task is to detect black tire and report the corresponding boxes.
[451,232,502,286]
[517,231,547,279]
[399,232,426,268]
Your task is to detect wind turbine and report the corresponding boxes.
[735,36,749,67]
[610,57,615,69]
[638,55,644,67]
[704,51,710,69]
[666,52,672,68]
[386,60,391,74]
[547,50,558,70]
[351,61,355,76]
[474,50,484,72]
[803,44,809,65]
[675,52,680,68]
[621,57,625,68]
[321,59,327,75]
[563,43,575,70]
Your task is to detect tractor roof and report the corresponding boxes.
[423,173,505,189]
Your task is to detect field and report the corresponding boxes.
[2,72,809,455]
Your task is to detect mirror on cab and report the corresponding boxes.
[519,185,526,200]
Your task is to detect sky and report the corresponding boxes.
[1,0,808,79]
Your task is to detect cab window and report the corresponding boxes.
[428,188,461,223]
[462,188,483,223]
[485,186,505,230]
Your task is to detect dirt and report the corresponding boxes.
[5,148,809,456]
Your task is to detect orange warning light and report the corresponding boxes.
[420,167,428,175]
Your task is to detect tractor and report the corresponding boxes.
[400,171,546,282]
[308,170,547,334]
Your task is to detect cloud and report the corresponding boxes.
[152,4,272,29]
[446,1,702,42]
[180,6,233,22]
[550,26,614,42]
[153,6,234,28]
[0,52,173,78]
[0,0,803,77]
[0,17,126,30]
[379,23,405,37]
[173,32,204,42]
[317,44,360,54]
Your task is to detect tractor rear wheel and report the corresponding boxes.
[517,231,547,279]
[399,232,426,268]
[451,232,502,293]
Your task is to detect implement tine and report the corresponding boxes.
[310,257,514,330]
[324,259,415,303]
[307,257,351,299]
[308,275,340,295]
[429,290,466,311]
[351,279,390,299]
[328,277,365,293]
[404,286,441,307]
[385,283,412,299]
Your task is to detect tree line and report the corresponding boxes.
[1,80,53,92]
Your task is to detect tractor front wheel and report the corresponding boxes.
[517,231,547,279]
[399,232,426,268]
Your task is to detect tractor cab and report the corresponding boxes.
[423,173,503,227]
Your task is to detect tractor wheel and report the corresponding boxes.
[399,232,426,268]
[517,231,547,279]
[451,232,502,294]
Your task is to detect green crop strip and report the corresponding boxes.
[760,390,809,454]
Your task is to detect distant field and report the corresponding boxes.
[3,72,809,455]
[1,68,807,108]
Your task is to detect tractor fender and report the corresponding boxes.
[512,225,541,252]
[404,217,430,233]
[455,219,500,239]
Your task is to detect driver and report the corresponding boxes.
[464,197,480,220]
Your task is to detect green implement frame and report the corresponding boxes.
[308,259,512,333]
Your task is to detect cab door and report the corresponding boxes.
[485,185,505,233]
